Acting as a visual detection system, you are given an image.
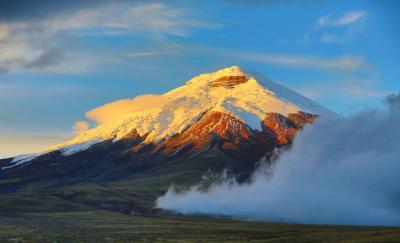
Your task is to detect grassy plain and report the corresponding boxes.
[1,211,400,242]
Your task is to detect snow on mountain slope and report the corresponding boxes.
[244,68,335,119]
[1,153,39,170]
[46,66,336,155]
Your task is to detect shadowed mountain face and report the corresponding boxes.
[0,66,323,214]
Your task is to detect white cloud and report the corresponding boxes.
[304,10,368,44]
[127,50,175,58]
[317,10,367,27]
[0,2,219,74]
[86,94,167,124]
[43,3,219,36]
[337,11,367,25]
[294,82,389,102]
[73,121,90,135]
[344,85,390,98]
[158,93,400,226]
[240,53,364,71]
[0,24,9,40]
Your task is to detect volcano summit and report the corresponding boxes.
[0,66,335,214]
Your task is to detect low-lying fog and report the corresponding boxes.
[157,93,400,226]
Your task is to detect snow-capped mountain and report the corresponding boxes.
[1,66,335,171]
[0,66,337,214]
[53,66,333,152]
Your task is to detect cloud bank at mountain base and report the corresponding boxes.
[158,93,400,226]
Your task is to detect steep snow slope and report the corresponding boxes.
[46,66,335,155]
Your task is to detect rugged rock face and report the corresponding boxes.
[131,110,317,164]
[289,111,318,128]
[210,75,249,88]
[151,112,253,156]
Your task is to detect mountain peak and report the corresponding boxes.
[209,66,250,88]
[9,67,337,161]
[212,66,247,78]
[185,65,250,87]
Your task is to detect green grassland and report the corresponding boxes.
[0,148,234,214]
[1,211,400,242]
[1,148,400,242]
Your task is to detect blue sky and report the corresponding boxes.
[0,0,399,158]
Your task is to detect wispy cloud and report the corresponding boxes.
[226,0,322,5]
[0,2,219,74]
[0,24,8,40]
[234,47,383,101]
[296,82,389,101]
[344,85,390,98]
[126,50,174,58]
[43,3,220,36]
[157,94,400,226]
[73,121,90,135]
[240,53,365,71]
[317,10,367,27]
[86,94,167,124]
[304,10,368,44]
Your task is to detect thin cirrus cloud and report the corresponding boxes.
[302,10,368,44]
[235,49,383,100]
[239,53,365,71]
[317,10,367,27]
[0,2,220,74]
[42,3,220,36]
[127,49,178,58]
[225,0,322,5]
[295,81,389,101]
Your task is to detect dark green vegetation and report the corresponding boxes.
[1,211,400,242]
[1,130,399,242]
[0,140,237,215]
[0,130,259,215]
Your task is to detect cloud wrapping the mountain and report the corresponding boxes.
[157,93,400,226]
[86,94,167,124]
[73,121,90,135]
